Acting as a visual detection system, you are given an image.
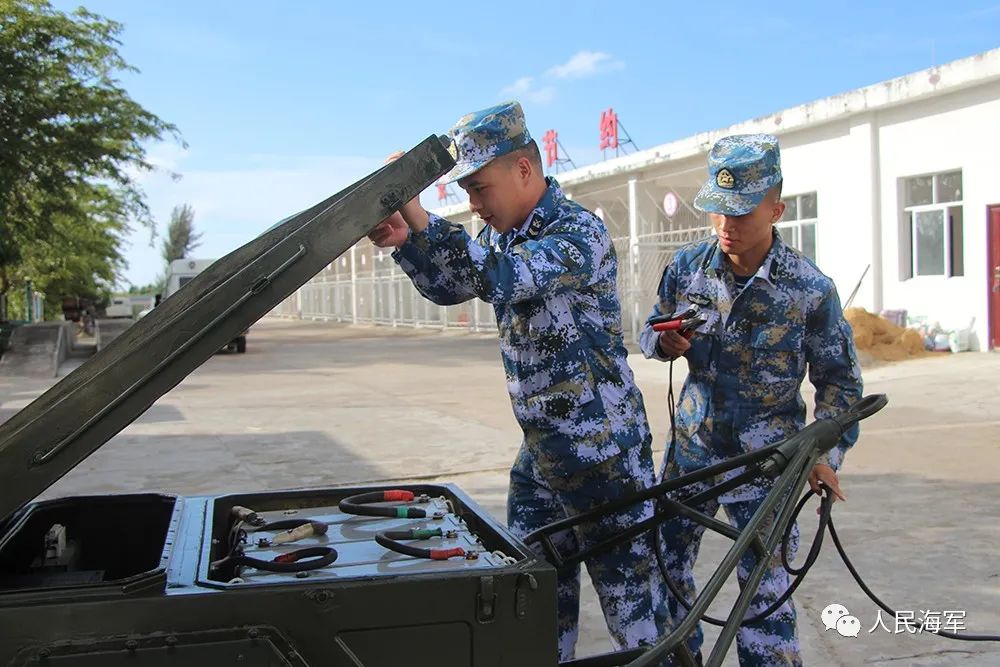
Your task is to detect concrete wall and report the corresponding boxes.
[778,120,876,311]
[276,49,1000,348]
[0,322,73,377]
[560,79,1000,349]
[875,81,1000,350]
[95,319,134,352]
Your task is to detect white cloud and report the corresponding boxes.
[499,76,556,105]
[124,141,188,187]
[526,86,556,104]
[546,50,624,79]
[495,51,623,108]
[144,142,189,172]
[501,76,534,96]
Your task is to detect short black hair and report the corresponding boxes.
[501,140,544,173]
[769,180,783,201]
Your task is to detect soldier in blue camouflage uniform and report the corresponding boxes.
[369,101,669,661]
[640,135,863,666]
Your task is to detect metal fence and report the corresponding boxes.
[272,162,714,342]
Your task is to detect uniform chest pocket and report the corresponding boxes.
[521,376,596,421]
[750,324,804,382]
[513,362,598,458]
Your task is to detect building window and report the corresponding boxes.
[778,192,817,262]
[902,170,963,278]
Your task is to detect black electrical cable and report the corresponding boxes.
[375,533,429,559]
[338,490,429,518]
[374,529,467,561]
[216,546,339,573]
[214,515,335,576]
[657,355,1000,641]
[826,511,1000,642]
[659,350,842,625]
[666,358,677,470]
[653,485,1000,641]
[653,485,832,627]
[229,519,248,553]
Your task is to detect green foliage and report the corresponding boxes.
[161,203,202,265]
[0,0,181,316]
[127,282,160,295]
[9,181,128,318]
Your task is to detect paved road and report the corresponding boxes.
[2,318,998,665]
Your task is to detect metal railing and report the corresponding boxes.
[272,164,715,342]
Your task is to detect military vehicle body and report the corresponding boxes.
[0,136,562,667]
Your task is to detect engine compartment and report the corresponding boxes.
[0,494,176,593]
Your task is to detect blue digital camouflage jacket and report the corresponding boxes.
[393,178,650,478]
[639,233,863,501]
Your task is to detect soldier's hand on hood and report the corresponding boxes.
[369,212,410,248]
[374,150,430,235]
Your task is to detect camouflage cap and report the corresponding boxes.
[442,101,533,184]
[694,134,782,216]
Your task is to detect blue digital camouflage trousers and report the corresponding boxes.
[508,440,670,662]
[659,466,802,667]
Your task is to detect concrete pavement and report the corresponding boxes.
[1,317,998,665]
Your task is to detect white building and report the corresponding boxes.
[277,47,1000,351]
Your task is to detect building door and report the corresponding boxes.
[989,205,1000,349]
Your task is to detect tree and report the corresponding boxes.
[0,0,181,306]
[127,282,160,295]
[161,204,202,265]
[7,181,128,319]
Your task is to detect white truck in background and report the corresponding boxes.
[152,258,249,353]
[103,296,134,319]
[163,259,216,301]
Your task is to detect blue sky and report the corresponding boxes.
[50,0,1000,288]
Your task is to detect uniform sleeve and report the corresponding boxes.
[395,212,607,306]
[804,288,865,471]
[392,216,480,305]
[639,261,679,361]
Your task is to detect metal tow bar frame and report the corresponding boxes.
[526,394,888,667]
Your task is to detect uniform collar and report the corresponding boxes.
[511,177,563,241]
[704,230,787,288]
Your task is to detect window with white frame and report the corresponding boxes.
[778,192,817,262]
[902,170,963,278]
